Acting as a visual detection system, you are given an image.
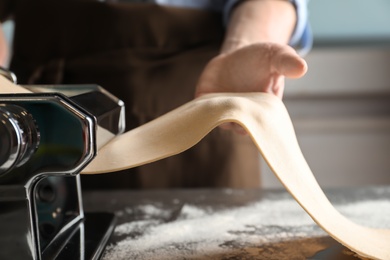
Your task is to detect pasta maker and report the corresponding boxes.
[0,69,125,259]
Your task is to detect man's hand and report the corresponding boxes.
[195,42,307,99]
[195,42,307,134]
[194,0,308,133]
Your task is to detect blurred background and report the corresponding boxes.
[2,0,390,188]
[264,0,390,188]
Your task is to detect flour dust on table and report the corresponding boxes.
[103,198,390,259]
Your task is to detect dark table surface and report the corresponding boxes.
[83,186,390,260]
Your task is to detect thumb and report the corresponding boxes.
[274,48,308,79]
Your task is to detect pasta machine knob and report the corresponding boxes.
[0,104,40,176]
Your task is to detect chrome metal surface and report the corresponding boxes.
[0,67,17,83]
[21,84,126,135]
[0,83,124,259]
[0,94,96,184]
[0,104,40,176]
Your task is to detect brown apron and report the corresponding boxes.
[7,0,261,189]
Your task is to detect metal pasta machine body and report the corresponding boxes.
[0,72,125,259]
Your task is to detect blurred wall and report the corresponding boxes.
[262,1,390,188]
[309,0,390,43]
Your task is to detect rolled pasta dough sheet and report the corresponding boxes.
[1,76,389,259]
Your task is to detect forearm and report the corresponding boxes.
[222,0,296,54]
[0,23,8,66]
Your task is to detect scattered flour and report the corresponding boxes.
[177,204,209,220]
[336,200,390,228]
[103,199,390,259]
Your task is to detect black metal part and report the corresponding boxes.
[54,212,116,260]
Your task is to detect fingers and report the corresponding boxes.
[196,43,307,134]
[271,75,285,99]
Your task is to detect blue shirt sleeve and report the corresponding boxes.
[223,0,312,55]
[288,0,312,55]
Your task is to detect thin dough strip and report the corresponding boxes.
[1,76,389,259]
[0,75,31,93]
[83,93,390,260]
